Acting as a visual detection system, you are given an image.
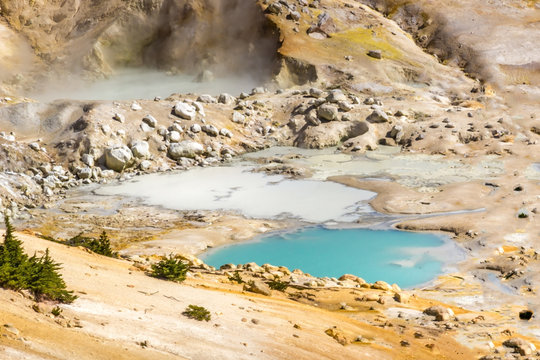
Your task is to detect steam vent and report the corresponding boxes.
[0,0,539,359]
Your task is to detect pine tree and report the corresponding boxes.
[88,231,115,257]
[151,254,189,282]
[0,215,28,289]
[67,231,116,257]
[0,215,76,303]
[26,249,76,303]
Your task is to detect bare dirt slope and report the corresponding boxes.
[0,231,481,360]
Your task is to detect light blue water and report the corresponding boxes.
[201,227,455,288]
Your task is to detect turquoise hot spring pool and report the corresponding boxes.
[201,227,461,288]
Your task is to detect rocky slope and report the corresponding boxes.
[0,231,514,360]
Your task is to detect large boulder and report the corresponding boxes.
[77,167,92,179]
[326,89,347,103]
[202,124,219,137]
[105,145,133,172]
[197,94,217,103]
[371,280,392,291]
[317,104,339,121]
[218,93,236,105]
[366,108,389,123]
[174,102,197,120]
[168,141,205,160]
[130,141,150,159]
[142,114,157,128]
[503,338,536,356]
[296,121,369,148]
[423,306,454,321]
[325,327,349,345]
[305,110,321,126]
[168,131,182,143]
[266,2,282,15]
[232,111,246,124]
[243,280,271,296]
[81,154,94,167]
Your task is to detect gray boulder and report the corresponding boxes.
[503,338,536,356]
[174,102,197,120]
[168,141,205,160]
[327,89,347,103]
[105,145,133,172]
[243,280,272,296]
[367,50,382,59]
[317,104,339,121]
[113,113,125,123]
[190,124,202,133]
[81,154,94,167]
[218,93,236,105]
[232,111,246,124]
[389,125,404,143]
[168,131,182,143]
[202,124,219,137]
[309,87,324,98]
[170,123,184,133]
[423,306,454,321]
[130,141,150,159]
[197,94,217,103]
[338,101,354,112]
[139,160,152,171]
[220,128,233,138]
[366,109,389,123]
[266,2,282,15]
[142,114,157,128]
[305,110,322,126]
[77,167,92,179]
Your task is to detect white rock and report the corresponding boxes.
[232,111,245,124]
[220,128,233,138]
[202,124,219,136]
[113,113,125,123]
[130,141,150,158]
[157,126,168,137]
[43,187,54,197]
[77,167,92,179]
[142,114,157,128]
[168,131,182,143]
[317,104,339,121]
[197,94,217,103]
[81,154,95,167]
[101,170,115,178]
[105,145,133,172]
[338,101,354,112]
[193,102,205,117]
[170,123,183,133]
[52,166,65,176]
[174,102,197,120]
[168,141,205,160]
[190,124,202,133]
[101,124,111,135]
[139,160,152,171]
[140,122,152,132]
[131,102,142,111]
[309,87,324,98]
[366,108,389,123]
[218,93,236,105]
[327,89,347,103]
